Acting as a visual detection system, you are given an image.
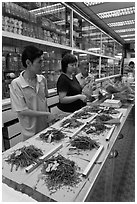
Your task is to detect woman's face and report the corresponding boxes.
[67,62,77,74]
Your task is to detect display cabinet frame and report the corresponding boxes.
[2,2,123,101]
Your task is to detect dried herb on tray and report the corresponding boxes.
[101,107,119,114]
[70,135,99,150]
[40,154,81,191]
[83,105,101,113]
[84,121,107,134]
[96,114,113,122]
[5,145,43,171]
[72,110,93,119]
[61,118,83,128]
[39,128,66,142]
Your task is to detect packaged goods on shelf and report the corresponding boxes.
[6,52,19,71]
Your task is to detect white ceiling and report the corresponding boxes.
[69,2,135,46]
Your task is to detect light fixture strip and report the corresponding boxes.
[115,28,135,33]
[108,20,135,27]
[120,34,135,38]
[30,3,62,13]
[97,7,135,19]
[124,38,135,41]
[82,25,95,31]
[84,2,104,6]
[29,3,65,16]
[35,7,65,16]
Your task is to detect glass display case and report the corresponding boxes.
[101,32,115,57]
[72,11,101,53]
[2,2,123,100]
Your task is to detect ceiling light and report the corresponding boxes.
[97,7,135,19]
[88,48,100,51]
[115,28,135,33]
[29,3,65,16]
[82,26,95,31]
[82,32,101,37]
[30,3,62,12]
[108,20,135,27]
[120,34,135,38]
[35,7,65,16]
[79,54,87,56]
[124,38,135,41]
[84,2,104,6]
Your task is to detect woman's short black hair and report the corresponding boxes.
[22,45,43,68]
[61,53,77,73]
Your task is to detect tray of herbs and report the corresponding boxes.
[70,135,99,150]
[100,107,120,115]
[83,105,102,113]
[5,145,43,172]
[84,121,110,135]
[61,118,84,129]
[39,128,66,143]
[37,154,82,192]
[96,113,113,122]
[71,110,95,120]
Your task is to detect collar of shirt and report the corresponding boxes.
[79,73,89,79]
[19,71,43,88]
[78,73,84,79]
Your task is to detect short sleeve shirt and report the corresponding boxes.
[10,71,49,141]
[57,73,86,112]
[76,73,94,87]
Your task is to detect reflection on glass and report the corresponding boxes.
[101,33,115,57]
[73,12,83,49]
[74,52,100,79]
[114,42,123,75]
[73,11,101,52]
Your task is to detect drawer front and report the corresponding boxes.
[2,109,18,125]
[7,123,21,139]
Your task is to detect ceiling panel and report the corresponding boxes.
[112,24,135,30]
[101,14,135,24]
[70,2,135,45]
[86,2,135,13]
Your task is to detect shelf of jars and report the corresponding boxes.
[2,31,71,50]
[2,2,70,47]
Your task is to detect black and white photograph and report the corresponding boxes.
[2,1,135,202]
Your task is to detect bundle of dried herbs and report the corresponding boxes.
[5,145,43,171]
[83,105,101,113]
[61,118,83,128]
[84,121,107,134]
[70,135,99,150]
[101,107,119,115]
[96,114,113,122]
[39,128,66,142]
[72,110,92,119]
[40,154,81,191]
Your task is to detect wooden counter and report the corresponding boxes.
[2,103,134,202]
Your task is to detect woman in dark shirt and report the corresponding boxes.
[57,53,87,113]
